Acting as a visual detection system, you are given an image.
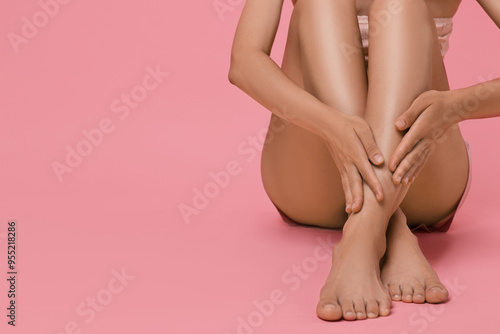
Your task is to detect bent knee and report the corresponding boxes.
[369,0,429,20]
[292,0,357,23]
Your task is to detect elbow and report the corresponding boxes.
[228,49,246,86]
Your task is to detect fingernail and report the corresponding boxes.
[373,153,383,164]
[410,176,416,183]
[396,119,406,128]
[403,177,409,185]
[396,175,402,184]
[376,193,382,201]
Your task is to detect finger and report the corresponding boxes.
[355,124,384,166]
[395,93,432,131]
[401,145,430,185]
[401,148,428,185]
[393,141,429,184]
[407,149,431,185]
[339,168,354,213]
[356,158,384,202]
[347,166,364,212]
[389,128,424,172]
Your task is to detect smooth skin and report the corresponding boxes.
[229,0,500,321]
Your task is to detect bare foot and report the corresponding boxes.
[316,213,392,321]
[380,208,449,304]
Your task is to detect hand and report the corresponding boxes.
[323,111,385,214]
[389,90,460,185]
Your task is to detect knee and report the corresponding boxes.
[292,0,356,25]
[369,0,429,22]
[367,0,432,37]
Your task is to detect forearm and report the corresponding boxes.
[452,78,500,121]
[228,50,336,139]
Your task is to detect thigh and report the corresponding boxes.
[261,115,347,228]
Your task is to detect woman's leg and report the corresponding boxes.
[315,0,470,319]
[362,0,469,228]
[354,0,469,304]
[261,0,393,321]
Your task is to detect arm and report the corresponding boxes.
[229,0,336,139]
[435,0,500,122]
[228,0,385,209]
[451,78,500,121]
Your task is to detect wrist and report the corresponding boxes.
[313,105,344,141]
[444,89,470,123]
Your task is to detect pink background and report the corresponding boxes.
[1,0,499,333]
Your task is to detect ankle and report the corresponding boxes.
[387,223,418,245]
[341,219,387,257]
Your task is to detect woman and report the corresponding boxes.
[228,0,500,321]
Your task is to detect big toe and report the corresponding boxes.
[317,299,343,321]
[425,280,448,303]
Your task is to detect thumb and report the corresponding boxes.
[395,97,429,131]
[355,125,384,165]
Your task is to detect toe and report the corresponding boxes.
[340,300,357,321]
[378,298,392,317]
[388,283,402,301]
[425,279,449,303]
[317,299,343,321]
[353,298,367,320]
[412,283,426,304]
[401,284,413,303]
[365,299,379,318]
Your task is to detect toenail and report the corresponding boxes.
[416,294,423,298]
[393,294,400,299]
[357,312,364,318]
[406,294,411,298]
[346,311,355,317]
[368,312,377,318]
[323,304,336,310]
[431,287,443,292]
